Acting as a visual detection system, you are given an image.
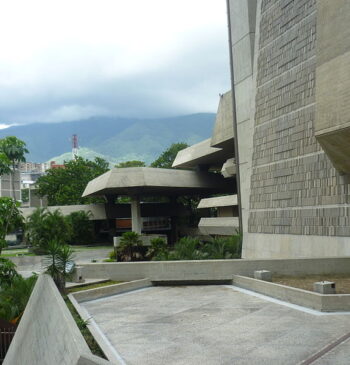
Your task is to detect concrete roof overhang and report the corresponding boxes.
[82,167,235,197]
[172,138,233,169]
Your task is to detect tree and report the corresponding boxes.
[0,136,28,199]
[44,240,74,293]
[115,160,146,168]
[25,208,71,253]
[150,142,188,169]
[36,157,109,205]
[65,210,94,244]
[0,198,23,254]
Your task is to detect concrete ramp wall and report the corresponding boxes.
[4,275,111,365]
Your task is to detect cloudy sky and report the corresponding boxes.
[0,0,230,127]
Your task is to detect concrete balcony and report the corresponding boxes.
[198,217,239,236]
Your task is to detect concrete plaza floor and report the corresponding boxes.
[82,285,350,365]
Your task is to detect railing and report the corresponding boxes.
[0,326,16,364]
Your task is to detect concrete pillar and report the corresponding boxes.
[131,196,142,234]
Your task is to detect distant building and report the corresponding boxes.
[0,172,21,200]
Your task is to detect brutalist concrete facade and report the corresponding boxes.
[229,0,350,258]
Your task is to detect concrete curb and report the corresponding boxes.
[68,294,125,365]
[232,274,350,312]
[71,278,152,303]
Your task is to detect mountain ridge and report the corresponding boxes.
[0,113,215,164]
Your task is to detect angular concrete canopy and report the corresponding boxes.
[172,139,233,169]
[83,167,234,197]
[197,195,237,209]
[198,217,239,235]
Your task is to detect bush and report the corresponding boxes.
[25,208,71,252]
[117,232,144,262]
[65,210,94,245]
[168,236,206,261]
[109,250,116,260]
[147,237,169,261]
[0,271,37,322]
[202,234,242,259]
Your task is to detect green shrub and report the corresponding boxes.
[202,234,242,259]
[109,250,116,260]
[147,237,169,261]
[168,236,206,261]
[65,210,94,245]
[25,208,71,252]
[0,257,18,287]
[117,232,144,262]
[0,273,37,322]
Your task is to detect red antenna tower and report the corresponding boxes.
[72,134,79,159]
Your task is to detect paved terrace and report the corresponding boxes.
[81,285,350,365]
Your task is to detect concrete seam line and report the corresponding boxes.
[80,287,153,305]
[72,278,152,303]
[226,285,350,316]
[298,332,350,365]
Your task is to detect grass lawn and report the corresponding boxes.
[70,245,112,251]
[1,248,35,257]
[273,274,350,294]
[67,280,121,293]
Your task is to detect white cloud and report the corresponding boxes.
[0,0,230,123]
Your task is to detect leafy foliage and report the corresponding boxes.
[36,156,109,205]
[168,237,206,261]
[149,234,242,261]
[202,235,242,259]
[44,240,75,293]
[115,160,146,168]
[65,210,94,245]
[150,142,188,168]
[117,232,144,262]
[146,237,169,261]
[25,208,72,253]
[0,198,24,254]
[0,258,19,287]
[0,136,28,204]
[0,265,37,322]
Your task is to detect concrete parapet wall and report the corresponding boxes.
[72,278,152,303]
[232,275,350,312]
[81,258,350,282]
[4,275,112,365]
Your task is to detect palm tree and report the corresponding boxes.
[0,136,28,200]
[44,240,75,293]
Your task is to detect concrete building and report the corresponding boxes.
[82,167,235,243]
[227,0,350,258]
[0,172,20,200]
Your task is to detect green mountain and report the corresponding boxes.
[0,113,215,163]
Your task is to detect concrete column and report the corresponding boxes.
[131,196,142,234]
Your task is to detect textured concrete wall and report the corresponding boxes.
[228,0,257,254]
[4,275,111,365]
[240,0,350,257]
[315,0,350,173]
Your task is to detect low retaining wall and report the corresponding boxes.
[4,275,112,365]
[71,278,152,303]
[232,275,350,312]
[81,257,350,282]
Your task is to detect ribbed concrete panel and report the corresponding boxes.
[315,0,350,174]
[198,217,239,236]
